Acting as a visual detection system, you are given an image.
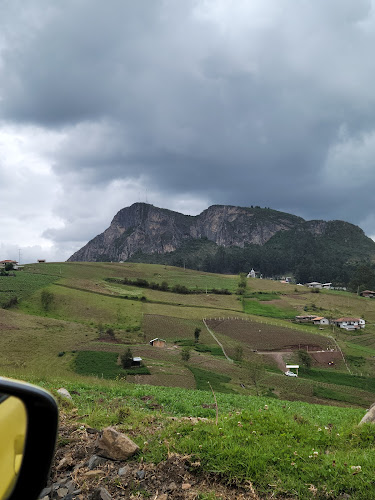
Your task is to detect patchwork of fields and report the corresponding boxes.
[1,261,375,408]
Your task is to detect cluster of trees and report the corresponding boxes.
[130,230,375,287]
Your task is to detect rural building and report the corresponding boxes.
[332,317,365,330]
[37,259,46,263]
[247,269,256,278]
[306,282,322,288]
[295,315,319,323]
[321,283,332,289]
[0,260,22,270]
[360,290,375,298]
[312,316,329,326]
[131,356,142,367]
[149,338,166,347]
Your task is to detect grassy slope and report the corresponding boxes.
[3,262,375,498]
[2,262,375,403]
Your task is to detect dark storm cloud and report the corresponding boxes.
[2,0,375,251]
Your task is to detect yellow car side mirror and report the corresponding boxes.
[0,378,58,500]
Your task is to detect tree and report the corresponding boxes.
[194,327,201,343]
[120,348,133,369]
[243,358,265,396]
[237,273,247,295]
[298,350,312,370]
[234,345,243,362]
[4,263,14,271]
[106,327,115,340]
[181,347,191,362]
[41,290,54,311]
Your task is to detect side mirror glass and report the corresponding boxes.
[0,395,27,499]
[0,379,58,500]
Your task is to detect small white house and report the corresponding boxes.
[247,269,256,278]
[333,317,365,330]
[312,316,329,326]
[321,283,332,289]
[306,282,322,289]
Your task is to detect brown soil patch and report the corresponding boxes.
[206,318,331,351]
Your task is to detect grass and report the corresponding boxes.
[243,298,296,319]
[298,368,375,392]
[188,366,233,393]
[0,272,57,306]
[30,376,374,500]
[73,351,150,379]
[246,291,280,301]
[19,284,142,332]
[313,386,361,405]
[174,339,224,357]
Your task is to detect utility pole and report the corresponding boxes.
[18,249,21,265]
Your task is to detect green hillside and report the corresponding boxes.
[2,262,375,498]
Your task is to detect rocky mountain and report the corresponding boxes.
[68,203,305,262]
[68,203,375,284]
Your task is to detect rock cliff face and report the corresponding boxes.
[68,203,305,262]
[68,203,374,264]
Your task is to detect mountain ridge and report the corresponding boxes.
[68,202,306,262]
[68,203,375,284]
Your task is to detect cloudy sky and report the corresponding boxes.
[1,0,375,263]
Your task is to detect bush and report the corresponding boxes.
[181,347,191,362]
[120,348,133,368]
[172,284,190,294]
[2,295,18,309]
[41,289,54,311]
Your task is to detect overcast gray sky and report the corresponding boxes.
[1,0,375,263]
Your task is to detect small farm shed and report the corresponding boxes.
[132,357,142,367]
[295,315,318,323]
[149,338,166,348]
[286,364,299,376]
[361,290,375,298]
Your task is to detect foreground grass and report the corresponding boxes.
[29,377,373,500]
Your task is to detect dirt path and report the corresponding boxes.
[257,351,287,372]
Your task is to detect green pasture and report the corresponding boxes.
[19,284,142,332]
[243,298,296,319]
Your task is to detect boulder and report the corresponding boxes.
[359,402,375,425]
[95,427,139,460]
[57,388,73,401]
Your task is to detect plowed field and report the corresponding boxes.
[206,318,332,351]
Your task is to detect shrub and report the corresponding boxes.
[120,348,133,368]
[194,327,201,343]
[181,347,191,362]
[41,289,54,311]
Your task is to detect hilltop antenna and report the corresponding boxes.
[145,189,148,204]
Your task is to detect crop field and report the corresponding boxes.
[206,318,332,351]
[73,351,150,379]
[142,314,215,344]
[0,272,57,306]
